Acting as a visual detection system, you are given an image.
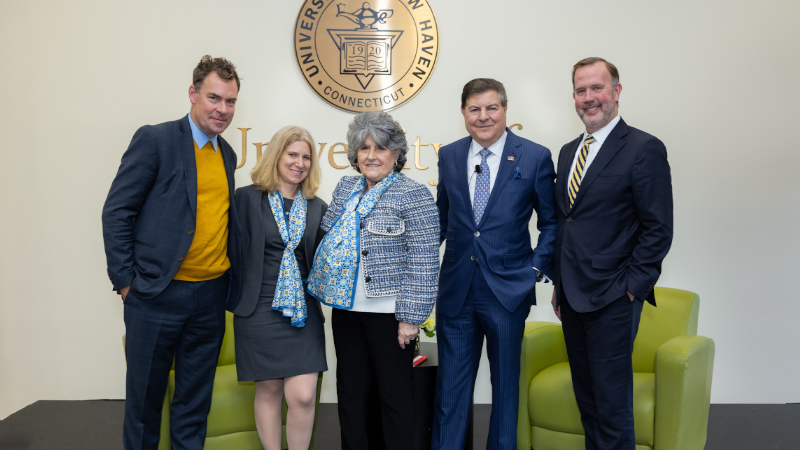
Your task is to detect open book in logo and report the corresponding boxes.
[328,2,403,90]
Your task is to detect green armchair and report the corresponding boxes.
[517,287,715,450]
[126,311,323,450]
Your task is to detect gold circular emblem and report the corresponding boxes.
[294,0,439,113]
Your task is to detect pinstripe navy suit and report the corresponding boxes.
[433,129,556,450]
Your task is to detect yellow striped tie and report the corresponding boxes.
[568,134,595,208]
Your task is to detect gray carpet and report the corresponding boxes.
[1,401,798,449]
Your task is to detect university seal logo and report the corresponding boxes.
[294,0,439,113]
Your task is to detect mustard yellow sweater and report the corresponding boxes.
[174,141,231,281]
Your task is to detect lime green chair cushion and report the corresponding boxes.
[203,431,264,450]
[518,287,715,450]
[528,363,655,446]
[204,365,257,437]
[528,426,655,450]
[632,288,699,373]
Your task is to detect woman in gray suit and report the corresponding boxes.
[232,126,327,450]
[307,111,439,450]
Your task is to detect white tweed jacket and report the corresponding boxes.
[321,174,439,325]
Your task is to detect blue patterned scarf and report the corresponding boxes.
[307,171,398,309]
[269,188,308,327]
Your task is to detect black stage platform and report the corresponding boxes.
[1,401,798,449]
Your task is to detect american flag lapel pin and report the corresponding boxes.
[507,156,514,161]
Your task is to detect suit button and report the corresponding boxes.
[474,231,480,237]
[365,276,371,282]
[470,255,476,261]
[188,229,194,235]
[362,249,369,256]
[178,256,184,262]
[566,217,574,223]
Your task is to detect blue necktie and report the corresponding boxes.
[473,148,491,225]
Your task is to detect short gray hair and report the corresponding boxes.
[346,111,408,173]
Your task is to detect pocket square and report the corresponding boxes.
[512,167,522,180]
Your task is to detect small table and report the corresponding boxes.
[366,342,473,450]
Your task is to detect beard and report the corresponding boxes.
[577,99,616,130]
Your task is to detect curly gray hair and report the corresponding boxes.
[346,111,408,173]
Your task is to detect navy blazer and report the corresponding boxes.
[436,129,557,317]
[554,118,673,312]
[102,116,241,309]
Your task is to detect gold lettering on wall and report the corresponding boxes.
[253,142,267,162]
[234,124,526,179]
[413,136,429,170]
[236,128,251,168]
[328,142,349,169]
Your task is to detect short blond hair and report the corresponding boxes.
[250,126,320,199]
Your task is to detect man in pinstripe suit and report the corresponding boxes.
[433,78,557,450]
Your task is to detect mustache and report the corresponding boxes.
[582,102,601,110]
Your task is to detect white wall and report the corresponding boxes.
[1,0,799,420]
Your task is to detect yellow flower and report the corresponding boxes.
[419,309,436,337]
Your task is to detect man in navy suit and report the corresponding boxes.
[551,57,673,450]
[433,78,557,450]
[102,56,241,450]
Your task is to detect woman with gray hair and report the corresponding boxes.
[307,111,438,449]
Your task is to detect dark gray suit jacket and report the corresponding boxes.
[102,116,240,306]
[230,184,327,317]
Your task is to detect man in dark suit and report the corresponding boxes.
[102,56,241,450]
[552,57,673,450]
[433,78,557,450]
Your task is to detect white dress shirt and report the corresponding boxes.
[566,115,622,193]
[467,131,507,204]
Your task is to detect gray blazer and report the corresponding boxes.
[230,184,327,317]
[323,174,439,325]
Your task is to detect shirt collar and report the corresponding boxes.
[187,113,218,152]
[470,129,508,157]
[583,114,621,147]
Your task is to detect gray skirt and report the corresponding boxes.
[233,293,327,381]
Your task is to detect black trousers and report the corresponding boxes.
[123,275,227,450]
[560,292,644,450]
[332,309,416,450]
